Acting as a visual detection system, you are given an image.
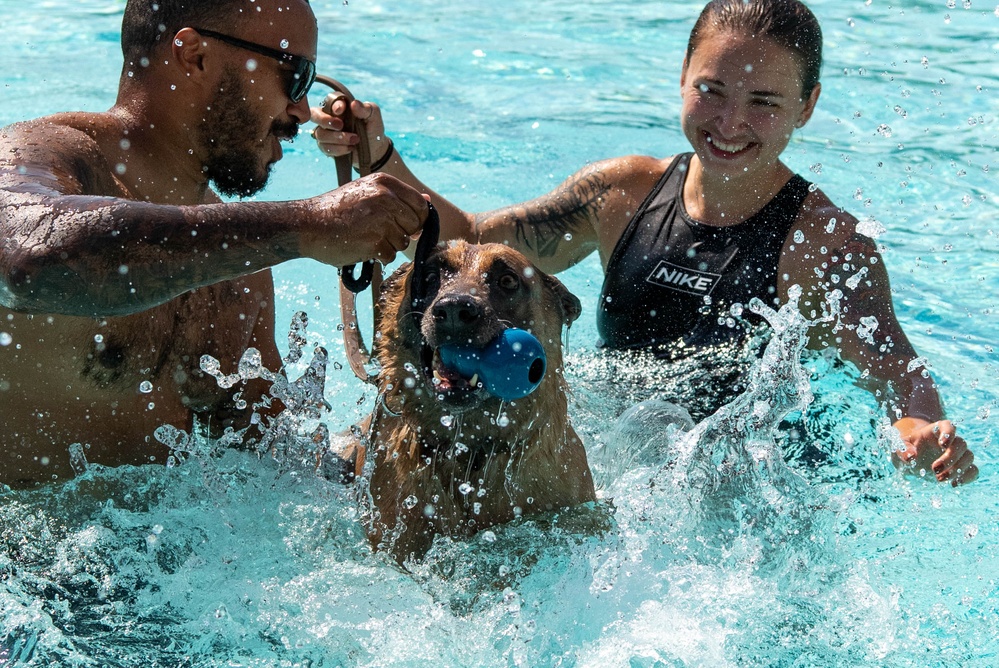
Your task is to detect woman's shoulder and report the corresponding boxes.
[583,154,680,184]
[795,183,866,248]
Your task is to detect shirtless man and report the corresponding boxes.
[0,0,428,487]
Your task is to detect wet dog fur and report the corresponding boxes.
[342,240,595,563]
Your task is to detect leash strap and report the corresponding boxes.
[316,74,380,384]
[409,203,441,324]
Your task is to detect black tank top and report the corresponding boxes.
[597,153,811,351]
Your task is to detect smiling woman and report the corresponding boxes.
[1,0,998,665]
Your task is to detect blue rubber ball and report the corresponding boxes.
[438,328,547,401]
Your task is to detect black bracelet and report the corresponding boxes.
[368,139,395,172]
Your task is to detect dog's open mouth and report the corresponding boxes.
[421,346,483,405]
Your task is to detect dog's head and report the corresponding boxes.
[375,240,581,413]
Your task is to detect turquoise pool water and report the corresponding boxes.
[2,0,998,665]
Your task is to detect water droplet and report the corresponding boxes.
[441,414,454,427]
[280,39,289,49]
[497,414,510,427]
[139,380,154,393]
[458,482,474,495]
[876,124,893,138]
[403,495,418,509]
[0,332,11,346]
[809,163,822,175]
[793,230,805,243]
[245,58,258,72]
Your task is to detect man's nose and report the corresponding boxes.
[289,93,311,124]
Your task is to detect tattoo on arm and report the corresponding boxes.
[508,173,610,258]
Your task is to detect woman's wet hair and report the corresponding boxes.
[686,0,823,98]
[119,0,309,66]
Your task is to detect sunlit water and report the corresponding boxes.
[2,1,998,665]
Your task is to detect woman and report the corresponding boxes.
[312,0,976,485]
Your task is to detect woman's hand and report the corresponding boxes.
[892,417,978,486]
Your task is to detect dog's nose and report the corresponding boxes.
[432,294,483,332]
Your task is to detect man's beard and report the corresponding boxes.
[198,68,300,198]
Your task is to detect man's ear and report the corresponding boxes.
[172,27,208,78]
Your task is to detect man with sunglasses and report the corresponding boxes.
[0,0,429,487]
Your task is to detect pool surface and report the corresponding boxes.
[2,0,998,666]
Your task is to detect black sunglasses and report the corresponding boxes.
[194,28,317,103]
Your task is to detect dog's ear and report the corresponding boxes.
[542,272,582,327]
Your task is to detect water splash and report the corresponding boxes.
[0,302,920,665]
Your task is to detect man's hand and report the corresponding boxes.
[299,173,428,266]
[892,417,978,486]
[310,98,391,168]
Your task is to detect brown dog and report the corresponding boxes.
[342,240,595,563]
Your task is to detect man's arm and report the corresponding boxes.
[311,100,631,275]
[0,121,426,317]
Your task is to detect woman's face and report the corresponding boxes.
[680,29,820,183]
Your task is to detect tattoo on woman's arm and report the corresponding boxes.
[509,173,610,257]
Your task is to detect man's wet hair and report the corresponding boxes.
[120,0,310,67]
[686,0,823,98]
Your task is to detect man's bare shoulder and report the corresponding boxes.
[1,113,119,195]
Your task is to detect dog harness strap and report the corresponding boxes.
[316,74,381,384]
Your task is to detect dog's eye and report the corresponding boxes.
[498,273,521,291]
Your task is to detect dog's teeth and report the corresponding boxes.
[433,370,444,383]
[470,373,479,387]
